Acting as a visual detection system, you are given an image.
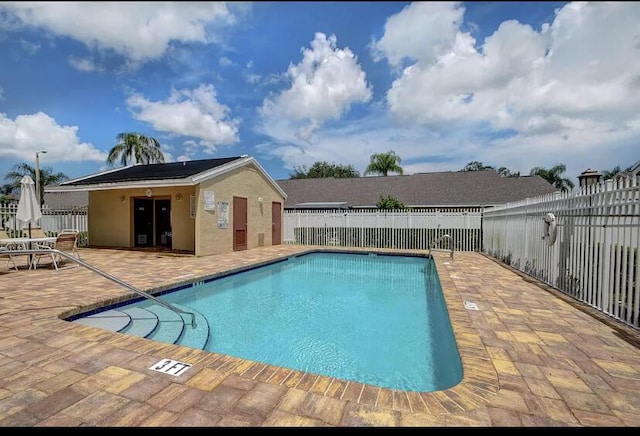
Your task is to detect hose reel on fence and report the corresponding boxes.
[542,212,557,246]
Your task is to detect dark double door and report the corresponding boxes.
[133,198,172,248]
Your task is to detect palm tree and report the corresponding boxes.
[363,150,403,176]
[0,183,15,205]
[106,132,165,166]
[529,163,575,192]
[4,163,68,206]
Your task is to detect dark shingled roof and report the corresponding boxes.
[276,170,556,208]
[62,157,244,186]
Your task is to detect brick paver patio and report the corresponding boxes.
[0,245,639,427]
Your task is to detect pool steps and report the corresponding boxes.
[119,307,159,337]
[73,303,210,350]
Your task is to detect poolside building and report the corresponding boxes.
[46,155,287,256]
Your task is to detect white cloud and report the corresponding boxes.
[126,84,240,153]
[19,39,40,55]
[68,56,102,72]
[0,112,107,163]
[259,32,372,143]
[177,139,201,161]
[244,73,261,85]
[256,109,467,176]
[370,2,466,69]
[0,2,241,63]
[367,1,640,180]
[219,56,233,67]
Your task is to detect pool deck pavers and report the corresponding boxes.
[0,245,639,427]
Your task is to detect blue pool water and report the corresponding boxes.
[131,251,463,392]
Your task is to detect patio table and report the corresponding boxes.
[0,237,58,269]
[0,237,57,249]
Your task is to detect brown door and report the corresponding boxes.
[272,201,282,245]
[233,196,247,251]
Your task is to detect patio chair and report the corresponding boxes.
[0,247,18,271]
[29,227,48,238]
[27,227,56,249]
[0,230,19,271]
[30,230,81,271]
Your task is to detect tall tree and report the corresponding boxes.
[529,163,575,192]
[461,161,520,177]
[461,161,494,171]
[364,150,403,176]
[601,165,622,181]
[496,166,520,177]
[4,163,68,206]
[106,132,165,166]
[289,161,360,179]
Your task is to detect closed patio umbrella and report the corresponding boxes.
[16,175,43,264]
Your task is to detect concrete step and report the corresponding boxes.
[73,309,131,332]
[71,303,210,351]
[145,304,184,345]
[119,307,158,338]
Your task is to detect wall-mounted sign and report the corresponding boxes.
[145,188,153,197]
[203,191,215,211]
[217,201,229,229]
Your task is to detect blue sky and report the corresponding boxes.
[1,1,638,186]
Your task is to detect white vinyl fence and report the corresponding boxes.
[483,177,640,330]
[283,208,483,251]
[1,203,89,245]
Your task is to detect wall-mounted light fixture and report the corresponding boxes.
[175,193,183,201]
[119,195,126,203]
[257,197,264,203]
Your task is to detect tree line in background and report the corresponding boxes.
[460,160,575,192]
[0,134,635,207]
[290,149,404,179]
[291,155,635,194]
[288,152,637,208]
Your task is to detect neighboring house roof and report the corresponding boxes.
[2,195,19,204]
[606,160,640,182]
[276,170,556,209]
[621,160,640,177]
[291,202,350,210]
[43,191,89,209]
[46,155,288,198]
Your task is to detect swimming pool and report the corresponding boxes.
[76,251,463,392]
